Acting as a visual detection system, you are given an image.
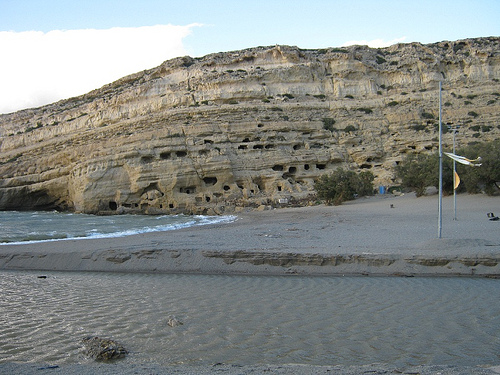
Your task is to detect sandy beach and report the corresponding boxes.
[2,362,500,375]
[0,193,499,277]
[1,193,500,374]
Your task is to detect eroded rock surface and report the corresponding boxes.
[1,38,499,214]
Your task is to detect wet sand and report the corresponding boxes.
[2,362,500,375]
[0,193,499,277]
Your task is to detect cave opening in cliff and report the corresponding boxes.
[180,186,196,194]
[203,177,218,186]
[109,201,118,210]
[272,165,284,171]
[140,155,154,164]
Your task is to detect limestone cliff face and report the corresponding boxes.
[1,37,499,214]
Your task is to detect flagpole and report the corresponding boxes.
[452,126,458,220]
[438,81,443,238]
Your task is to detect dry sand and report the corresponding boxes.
[1,193,500,374]
[0,193,499,277]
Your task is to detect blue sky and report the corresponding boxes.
[0,0,499,113]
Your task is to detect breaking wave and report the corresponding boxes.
[0,211,236,245]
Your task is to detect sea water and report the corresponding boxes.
[0,271,499,368]
[0,211,236,244]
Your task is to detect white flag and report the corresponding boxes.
[444,152,482,167]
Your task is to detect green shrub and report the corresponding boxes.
[395,153,441,197]
[357,107,373,114]
[387,101,399,107]
[456,140,500,195]
[395,140,500,196]
[314,168,374,205]
[468,111,479,118]
[421,111,435,119]
[453,42,466,52]
[412,124,427,132]
[322,118,336,131]
[344,125,357,132]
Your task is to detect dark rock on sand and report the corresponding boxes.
[81,336,128,361]
[167,316,184,327]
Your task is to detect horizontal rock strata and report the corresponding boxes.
[1,38,499,213]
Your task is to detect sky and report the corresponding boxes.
[0,0,499,114]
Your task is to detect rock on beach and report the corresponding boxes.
[81,336,128,361]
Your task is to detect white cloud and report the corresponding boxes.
[0,24,202,114]
[341,37,407,48]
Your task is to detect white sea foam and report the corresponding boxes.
[0,212,237,245]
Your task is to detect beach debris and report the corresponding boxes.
[487,212,499,221]
[167,315,184,327]
[81,336,128,361]
[37,275,47,279]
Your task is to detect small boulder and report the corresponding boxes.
[167,316,184,327]
[82,336,128,361]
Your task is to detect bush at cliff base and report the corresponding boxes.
[314,168,374,205]
[395,140,500,196]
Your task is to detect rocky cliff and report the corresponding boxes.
[1,37,499,214]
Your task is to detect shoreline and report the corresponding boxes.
[0,193,499,277]
[2,362,500,375]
